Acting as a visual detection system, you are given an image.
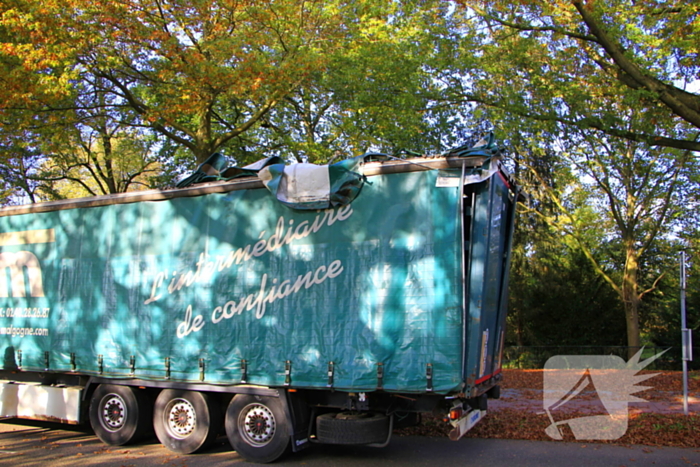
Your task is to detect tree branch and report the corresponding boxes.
[458,93,700,151]
[638,272,665,300]
[573,0,700,129]
[478,9,598,43]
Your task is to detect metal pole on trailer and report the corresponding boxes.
[680,251,692,416]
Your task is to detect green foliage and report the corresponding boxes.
[508,221,627,347]
[1,0,470,198]
[499,106,699,353]
[453,0,700,152]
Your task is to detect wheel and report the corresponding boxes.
[89,384,151,446]
[315,412,390,445]
[153,389,222,454]
[225,394,291,464]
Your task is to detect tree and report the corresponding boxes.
[37,126,165,199]
[243,3,475,163]
[511,122,697,357]
[452,0,700,152]
[433,0,700,356]
[0,137,43,204]
[0,75,168,201]
[1,0,462,168]
[2,0,351,162]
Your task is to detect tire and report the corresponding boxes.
[225,394,291,464]
[153,389,222,454]
[316,412,390,445]
[89,384,151,446]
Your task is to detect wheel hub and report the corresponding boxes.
[241,403,276,446]
[165,398,197,439]
[101,395,126,431]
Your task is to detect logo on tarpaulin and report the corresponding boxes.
[0,229,55,298]
[542,349,666,440]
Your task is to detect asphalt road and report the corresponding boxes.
[1,419,699,467]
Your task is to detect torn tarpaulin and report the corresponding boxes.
[258,155,366,210]
[176,155,284,188]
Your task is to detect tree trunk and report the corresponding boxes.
[622,242,641,360]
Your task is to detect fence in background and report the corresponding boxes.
[502,345,700,371]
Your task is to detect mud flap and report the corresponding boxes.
[449,409,486,441]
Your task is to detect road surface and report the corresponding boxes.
[0,419,698,467]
